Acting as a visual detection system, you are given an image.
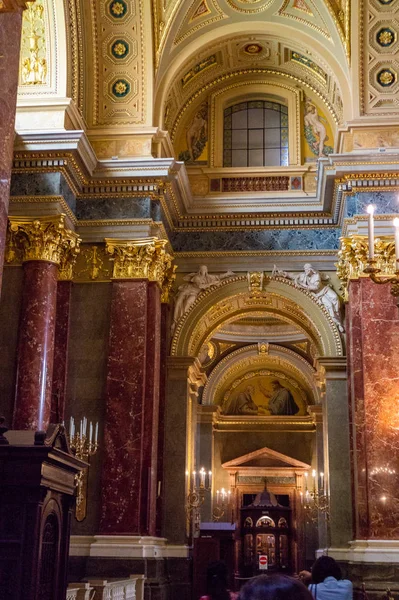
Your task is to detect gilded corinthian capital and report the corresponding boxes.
[8,215,81,276]
[105,238,175,291]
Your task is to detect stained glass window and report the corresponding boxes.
[223,101,289,167]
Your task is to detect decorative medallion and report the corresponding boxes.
[293,0,313,14]
[111,78,131,97]
[226,0,273,13]
[378,0,394,4]
[377,68,396,87]
[189,0,211,21]
[377,28,395,47]
[108,0,127,18]
[111,39,129,58]
[244,43,263,55]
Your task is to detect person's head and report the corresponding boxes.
[271,380,281,391]
[206,561,229,594]
[199,265,209,276]
[311,556,342,584]
[304,263,314,275]
[246,385,255,395]
[239,574,313,600]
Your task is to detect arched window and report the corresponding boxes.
[223,100,289,168]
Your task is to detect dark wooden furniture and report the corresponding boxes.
[238,487,293,580]
[0,424,86,600]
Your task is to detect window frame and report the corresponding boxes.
[210,82,301,168]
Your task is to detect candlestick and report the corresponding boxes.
[393,218,399,266]
[367,205,375,260]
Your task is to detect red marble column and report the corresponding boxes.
[156,302,171,536]
[347,278,399,539]
[99,279,162,536]
[0,5,24,294]
[51,281,73,423]
[13,261,58,431]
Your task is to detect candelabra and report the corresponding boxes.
[300,470,329,523]
[364,207,399,307]
[67,416,99,522]
[185,468,212,538]
[212,488,232,522]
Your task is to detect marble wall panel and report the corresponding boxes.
[10,172,77,212]
[0,267,23,424]
[75,197,152,221]
[67,283,111,536]
[345,191,399,218]
[170,228,341,253]
[0,11,23,294]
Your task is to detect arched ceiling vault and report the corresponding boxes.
[153,0,352,126]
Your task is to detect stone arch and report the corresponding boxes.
[202,343,319,408]
[171,275,343,358]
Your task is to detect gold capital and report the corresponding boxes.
[336,235,396,301]
[8,215,81,276]
[105,237,175,288]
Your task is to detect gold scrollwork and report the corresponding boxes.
[8,215,81,270]
[20,0,48,85]
[336,235,396,301]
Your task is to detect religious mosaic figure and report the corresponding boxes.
[172,265,234,332]
[179,102,208,162]
[259,380,299,416]
[223,385,258,416]
[304,99,332,158]
[273,263,344,332]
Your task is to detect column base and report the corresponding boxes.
[69,536,191,600]
[319,540,399,563]
[70,535,189,559]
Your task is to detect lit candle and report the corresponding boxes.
[89,421,93,445]
[367,205,375,260]
[300,491,303,505]
[217,490,220,504]
[208,471,212,488]
[200,468,205,488]
[304,472,308,490]
[320,472,324,493]
[393,218,399,269]
[94,422,98,444]
[192,471,196,489]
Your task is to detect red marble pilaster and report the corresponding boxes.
[347,278,399,539]
[156,302,171,536]
[100,279,161,535]
[13,261,58,431]
[0,8,23,294]
[51,281,73,423]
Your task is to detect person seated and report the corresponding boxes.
[239,574,313,600]
[200,561,238,600]
[299,556,352,600]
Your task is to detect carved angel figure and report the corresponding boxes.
[172,265,234,333]
[272,263,344,332]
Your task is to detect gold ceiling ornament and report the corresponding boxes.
[247,272,265,297]
[8,215,81,267]
[336,235,397,302]
[105,237,175,286]
[161,260,177,304]
[20,0,48,86]
[58,235,82,281]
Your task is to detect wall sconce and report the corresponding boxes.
[300,470,329,523]
[185,467,212,538]
[365,206,399,306]
[213,487,232,522]
[67,417,99,522]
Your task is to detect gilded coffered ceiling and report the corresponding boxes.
[152,0,351,124]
